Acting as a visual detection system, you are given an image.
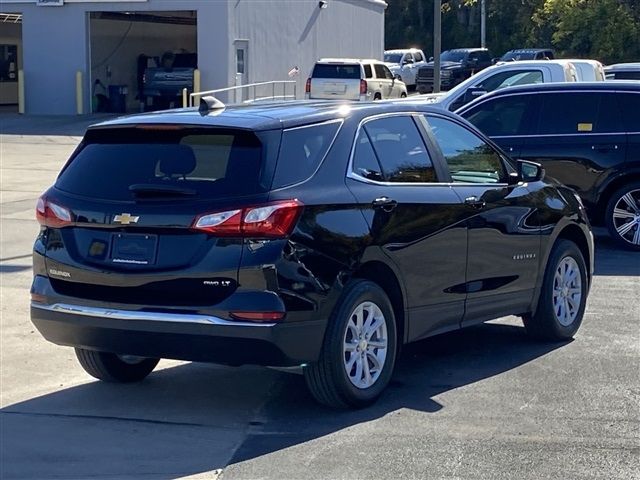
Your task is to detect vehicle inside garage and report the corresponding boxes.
[89,11,197,113]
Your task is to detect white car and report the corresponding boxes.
[560,59,606,81]
[383,48,428,87]
[305,59,407,101]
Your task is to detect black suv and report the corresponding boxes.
[31,99,593,408]
[416,48,493,93]
[496,49,554,62]
[457,82,640,250]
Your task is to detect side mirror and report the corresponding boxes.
[463,87,487,104]
[403,59,414,65]
[428,56,434,62]
[517,159,545,182]
[394,74,402,81]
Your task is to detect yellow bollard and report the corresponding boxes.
[182,87,188,108]
[18,70,24,114]
[76,71,83,115]
[193,69,201,107]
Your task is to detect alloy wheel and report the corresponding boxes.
[342,301,388,389]
[611,189,640,246]
[552,257,583,327]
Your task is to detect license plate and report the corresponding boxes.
[110,234,158,266]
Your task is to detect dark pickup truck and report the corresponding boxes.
[416,48,493,94]
[142,52,197,107]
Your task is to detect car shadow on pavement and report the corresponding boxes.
[593,232,640,276]
[1,322,565,479]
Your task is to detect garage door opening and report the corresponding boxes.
[89,11,197,113]
[0,13,23,112]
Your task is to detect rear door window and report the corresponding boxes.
[363,64,373,79]
[536,92,622,134]
[312,63,361,79]
[56,128,267,200]
[619,92,640,132]
[360,116,436,183]
[272,121,341,188]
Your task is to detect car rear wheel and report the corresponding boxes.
[400,92,407,98]
[605,182,640,250]
[304,280,397,409]
[523,239,587,341]
[75,348,159,383]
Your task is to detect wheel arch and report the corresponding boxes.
[594,170,640,224]
[352,260,407,346]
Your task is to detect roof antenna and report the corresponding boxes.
[199,96,225,115]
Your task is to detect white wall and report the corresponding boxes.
[229,0,386,99]
[89,16,197,111]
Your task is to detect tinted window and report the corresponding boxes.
[363,116,436,183]
[426,115,506,184]
[373,64,387,79]
[464,96,531,137]
[478,51,492,62]
[441,51,467,63]
[57,129,264,200]
[363,64,373,79]
[477,70,543,91]
[312,63,361,79]
[382,65,394,80]
[414,51,424,62]
[273,122,341,188]
[536,92,622,134]
[352,131,384,182]
[611,71,640,80]
[619,92,640,132]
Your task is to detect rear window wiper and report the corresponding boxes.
[129,184,197,197]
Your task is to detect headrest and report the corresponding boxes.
[158,145,197,177]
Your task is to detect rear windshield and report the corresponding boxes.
[56,127,267,201]
[312,63,361,79]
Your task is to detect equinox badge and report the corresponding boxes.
[113,213,140,225]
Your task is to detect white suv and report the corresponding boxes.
[306,59,407,101]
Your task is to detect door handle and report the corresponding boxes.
[372,196,398,212]
[464,196,486,209]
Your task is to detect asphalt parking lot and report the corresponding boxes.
[1,114,638,480]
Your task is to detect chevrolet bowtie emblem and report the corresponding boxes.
[113,213,140,225]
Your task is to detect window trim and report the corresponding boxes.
[346,112,446,186]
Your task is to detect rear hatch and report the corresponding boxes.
[309,63,362,100]
[41,125,277,307]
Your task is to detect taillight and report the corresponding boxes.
[36,196,73,228]
[192,200,303,238]
[305,78,311,93]
[360,79,367,95]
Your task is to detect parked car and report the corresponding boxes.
[414,60,579,112]
[306,59,407,101]
[562,59,606,81]
[383,48,428,87]
[604,63,640,80]
[496,49,554,63]
[457,82,640,249]
[31,98,593,409]
[416,48,493,93]
[142,51,197,109]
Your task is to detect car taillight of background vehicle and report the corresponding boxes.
[305,78,311,94]
[360,79,367,95]
[192,199,303,238]
[36,196,73,228]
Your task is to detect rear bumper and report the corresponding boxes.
[31,302,326,367]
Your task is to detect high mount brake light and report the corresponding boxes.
[192,200,303,238]
[36,196,73,228]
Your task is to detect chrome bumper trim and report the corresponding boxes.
[31,302,277,328]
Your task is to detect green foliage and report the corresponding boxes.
[385,0,640,64]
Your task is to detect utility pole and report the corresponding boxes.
[433,0,441,93]
[480,0,486,48]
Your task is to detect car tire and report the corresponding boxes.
[373,93,382,101]
[523,239,588,341]
[605,182,640,250]
[400,92,407,98]
[75,348,159,383]
[304,280,397,409]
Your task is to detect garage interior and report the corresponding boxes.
[89,11,197,113]
[0,13,22,111]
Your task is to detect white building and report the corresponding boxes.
[0,0,386,114]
